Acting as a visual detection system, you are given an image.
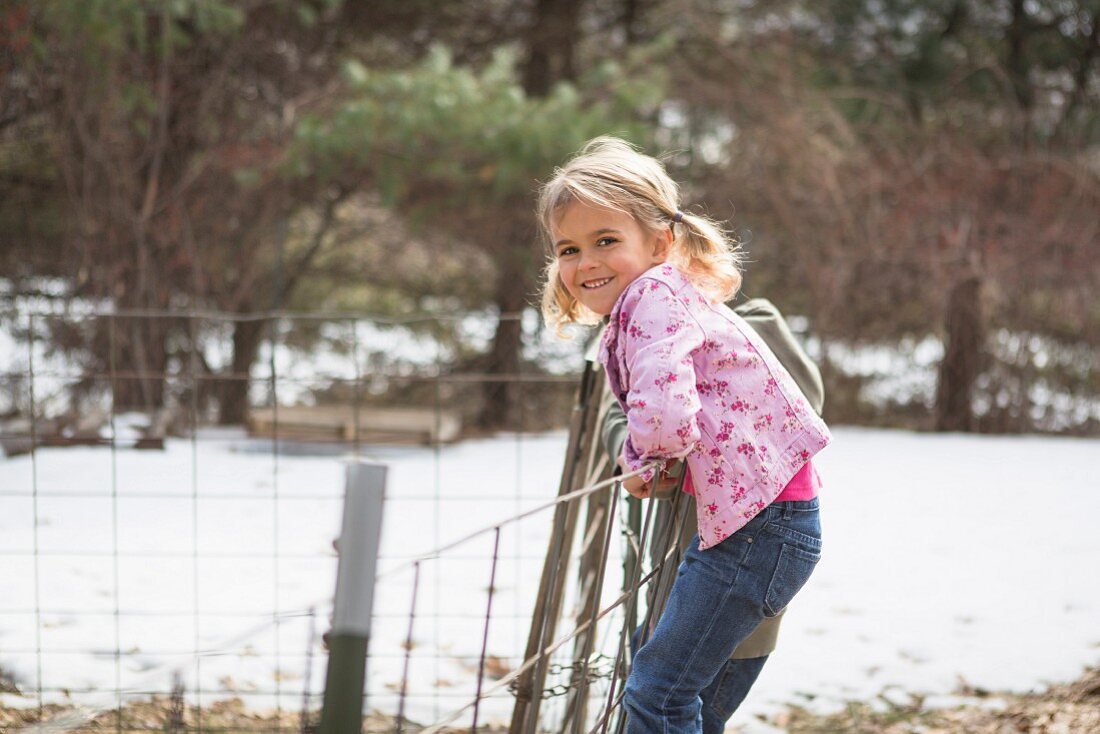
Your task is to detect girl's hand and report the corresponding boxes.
[622,473,652,499]
[617,456,652,499]
[617,456,683,499]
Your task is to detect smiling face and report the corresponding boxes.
[552,201,671,317]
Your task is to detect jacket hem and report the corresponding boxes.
[695,426,831,551]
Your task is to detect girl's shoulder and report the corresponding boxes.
[606,266,715,352]
[641,262,691,290]
[618,263,695,306]
[613,264,694,318]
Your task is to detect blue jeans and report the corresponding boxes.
[631,627,768,733]
[699,655,768,734]
[624,498,822,734]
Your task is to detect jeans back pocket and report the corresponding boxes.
[763,542,820,617]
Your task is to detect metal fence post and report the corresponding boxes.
[319,461,387,734]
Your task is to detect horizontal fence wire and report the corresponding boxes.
[0,371,579,384]
[0,306,534,323]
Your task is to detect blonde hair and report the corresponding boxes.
[537,136,742,335]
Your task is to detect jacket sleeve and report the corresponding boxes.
[591,323,630,471]
[599,385,629,470]
[618,280,705,482]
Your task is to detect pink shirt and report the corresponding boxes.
[773,459,821,501]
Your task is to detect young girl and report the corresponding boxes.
[538,137,831,733]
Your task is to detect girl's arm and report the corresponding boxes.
[618,280,705,484]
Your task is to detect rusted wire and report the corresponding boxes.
[394,562,420,734]
[470,528,502,732]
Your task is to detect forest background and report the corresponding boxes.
[1,0,1097,438]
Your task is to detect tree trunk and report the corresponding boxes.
[1005,0,1034,142]
[934,275,984,432]
[108,259,171,414]
[218,317,269,426]
[110,315,170,413]
[477,233,532,429]
[522,0,583,95]
[474,0,583,430]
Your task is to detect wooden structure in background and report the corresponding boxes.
[248,405,461,445]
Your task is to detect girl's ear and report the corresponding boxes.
[652,226,674,262]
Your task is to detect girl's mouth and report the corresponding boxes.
[582,277,613,289]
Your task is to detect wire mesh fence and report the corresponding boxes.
[0,305,687,733]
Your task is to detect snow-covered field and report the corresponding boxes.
[1,427,1099,732]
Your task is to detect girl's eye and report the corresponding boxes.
[597,237,617,247]
[557,246,578,257]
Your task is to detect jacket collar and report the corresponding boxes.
[596,263,684,366]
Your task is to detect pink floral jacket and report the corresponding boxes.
[598,264,832,550]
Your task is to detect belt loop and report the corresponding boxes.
[781,502,793,520]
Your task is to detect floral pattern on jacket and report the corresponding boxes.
[598,264,832,549]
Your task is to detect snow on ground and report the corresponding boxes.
[1,427,1099,732]
[739,427,1100,730]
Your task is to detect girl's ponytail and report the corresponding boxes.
[671,211,743,304]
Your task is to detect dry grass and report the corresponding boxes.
[767,667,1100,733]
[2,667,1098,733]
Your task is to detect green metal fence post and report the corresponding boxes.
[319,461,387,734]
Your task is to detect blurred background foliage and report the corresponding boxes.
[0,0,1097,434]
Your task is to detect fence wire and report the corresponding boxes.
[0,305,685,734]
